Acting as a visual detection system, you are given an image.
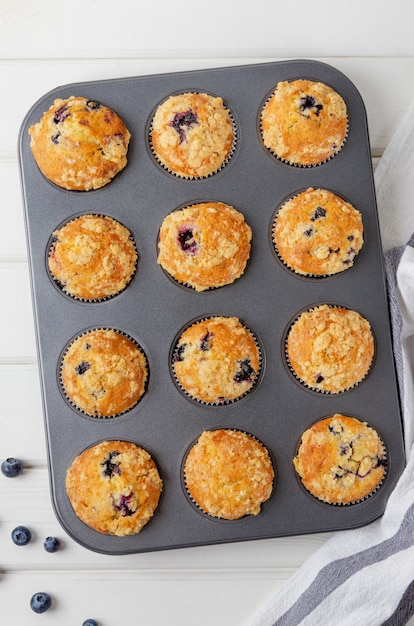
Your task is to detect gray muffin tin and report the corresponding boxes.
[18,60,405,554]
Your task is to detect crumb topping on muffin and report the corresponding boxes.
[293,414,386,504]
[150,92,234,178]
[28,96,130,190]
[261,80,347,166]
[184,429,274,519]
[157,202,251,290]
[286,305,374,393]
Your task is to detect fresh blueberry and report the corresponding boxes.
[11,525,32,546]
[44,536,61,553]
[82,620,98,626]
[1,457,23,478]
[30,592,52,614]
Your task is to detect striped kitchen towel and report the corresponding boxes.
[248,101,414,626]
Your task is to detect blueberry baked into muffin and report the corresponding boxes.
[157,201,252,290]
[48,214,137,300]
[150,92,234,178]
[66,440,162,535]
[273,187,364,276]
[286,304,374,393]
[28,96,130,190]
[260,79,348,166]
[60,328,148,417]
[293,414,386,504]
[184,429,274,519]
[172,316,261,404]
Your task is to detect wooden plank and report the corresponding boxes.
[0,262,37,358]
[0,0,412,58]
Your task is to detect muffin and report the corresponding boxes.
[150,92,234,178]
[66,440,162,536]
[286,304,374,393]
[172,316,261,404]
[293,414,386,504]
[157,202,252,291]
[184,429,274,519]
[260,79,348,166]
[273,188,364,276]
[48,214,137,300]
[60,328,148,417]
[28,96,130,190]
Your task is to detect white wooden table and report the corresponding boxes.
[1,1,414,623]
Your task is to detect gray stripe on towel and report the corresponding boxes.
[381,578,414,626]
[273,503,414,626]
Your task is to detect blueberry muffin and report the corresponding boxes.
[157,202,252,290]
[286,305,374,393]
[61,328,148,417]
[273,188,363,276]
[261,79,348,166]
[28,96,130,190]
[66,440,162,535]
[48,214,137,300]
[172,316,261,404]
[184,429,274,519]
[293,414,386,504]
[150,92,234,178]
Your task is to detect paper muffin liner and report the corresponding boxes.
[181,428,275,521]
[47,213,138,303]
[293,414,388,506]
[147,91,238,180]
[58,326,149,419]
[156,201,252,292]
[258,82,349,168]
[170,315,263,406]
[283,303,376,395]
[269,190,361,279]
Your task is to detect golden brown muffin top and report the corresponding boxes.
[66,440,162,536]
[150,92,234,178]
[286,305,374,393]
[293,414,386,504]
[184,429,274,519]
[261,80,347,166]
[48,214,137,300]
[157,202,251,290]
[61,329,147,417]
[28,96,130,190]
[273,188,363,276]
[172,316,260,403]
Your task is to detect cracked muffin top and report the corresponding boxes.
[293,414,386,504]
[150,92,234,178]
[261,79,347,166]
[157,202,251,291]
[273,188,364,276]
[28,96,130,190]
[66,440,162,536]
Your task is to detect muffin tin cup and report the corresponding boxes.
[19,59,405,554]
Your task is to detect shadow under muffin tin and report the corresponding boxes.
[19,59,405,554]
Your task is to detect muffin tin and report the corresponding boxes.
[18,59,405,554]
